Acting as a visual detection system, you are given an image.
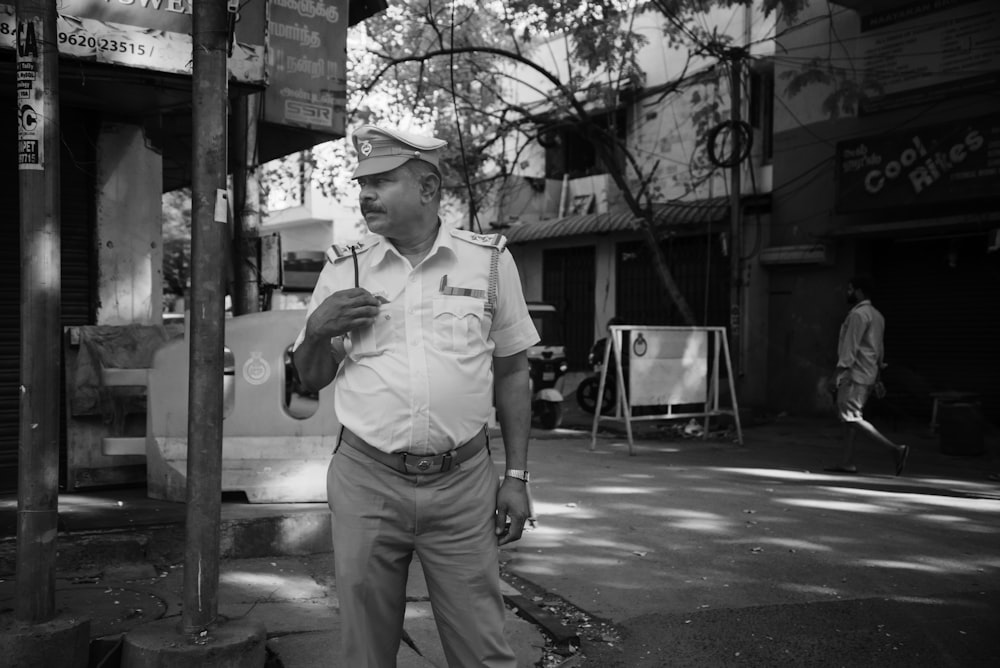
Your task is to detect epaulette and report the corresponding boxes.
[449,228,507,252]
[325,236,379,264]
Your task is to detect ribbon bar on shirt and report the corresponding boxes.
[439,274,486,299]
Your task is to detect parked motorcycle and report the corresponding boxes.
[576,318,629,415]
[575,335,617,416]
[527,303,568,429]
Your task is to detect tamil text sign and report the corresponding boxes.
[859,0,1000,114]
[264,0,348,136]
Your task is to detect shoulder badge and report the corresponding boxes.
[325,237,378,264]
[450,228,507,252]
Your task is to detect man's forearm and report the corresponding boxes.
[494,367,531,470]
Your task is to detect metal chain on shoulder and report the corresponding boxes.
[486,245,499,315]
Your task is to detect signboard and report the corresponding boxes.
[835,115,999,213]
[264,0,348,136]
[0,0,266,83]
[627,329,708,407]
[859,0,1000,114]
[590,326,743,453]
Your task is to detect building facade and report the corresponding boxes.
[767,0,1000,422]
[492,1,999,425]
[492,7,775,408]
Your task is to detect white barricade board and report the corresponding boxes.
[591,325,742,453]
[628,329,708,407]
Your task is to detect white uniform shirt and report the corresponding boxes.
[296,224,539,454]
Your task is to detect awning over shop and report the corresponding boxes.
[501,196,731,244]
[822,210,1000,239]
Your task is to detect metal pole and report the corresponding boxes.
[183,0,229,633]
[230,93,261,316]
[15,0,61,625]
[728,52,743,377]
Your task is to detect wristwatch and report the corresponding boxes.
[505,469,530,483]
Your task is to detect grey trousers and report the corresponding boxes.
[327,442,516,668]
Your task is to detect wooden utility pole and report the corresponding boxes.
[15,0,61,625]
[183,0,229,633]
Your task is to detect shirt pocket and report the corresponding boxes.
[433,296,486,354]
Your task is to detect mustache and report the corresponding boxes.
[361,205,384,215]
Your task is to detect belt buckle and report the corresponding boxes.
[402,453,439,475]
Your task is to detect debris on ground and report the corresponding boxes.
[501,567,623,667]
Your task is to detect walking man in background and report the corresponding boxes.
[826,276,909,476]
[292,125,539,667]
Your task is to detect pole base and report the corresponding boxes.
[122,616,267,668]
[0,610,91,668]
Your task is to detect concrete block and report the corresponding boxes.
[122,616,266,668]
[0,610,91,668]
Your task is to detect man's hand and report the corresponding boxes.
[495,478,531,546]
[305,287,381,341]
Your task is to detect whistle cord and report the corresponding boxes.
[351,246,359,288]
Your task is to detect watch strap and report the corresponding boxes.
[505,468,530,482]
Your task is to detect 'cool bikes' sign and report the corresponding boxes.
[835,115,999,213]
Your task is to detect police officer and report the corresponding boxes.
[292,125,538,667]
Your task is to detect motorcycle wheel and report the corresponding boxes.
[538,401,563,430]
[576,376,615,415]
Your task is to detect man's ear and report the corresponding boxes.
[419,172,442,202]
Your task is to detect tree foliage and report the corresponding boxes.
[262,0,811,322]
[161,188,191,302]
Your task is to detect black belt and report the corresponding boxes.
[338,426,487,475]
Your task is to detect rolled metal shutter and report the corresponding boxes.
[0,111,96,493]
[873,235,1000,424]
[615,234,729,328]
[542,245,596,369]
[0,109,17,492]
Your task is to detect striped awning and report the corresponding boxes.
[501,196,731,244]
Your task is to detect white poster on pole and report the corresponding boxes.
[628,329,708,407]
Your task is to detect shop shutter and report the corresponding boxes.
[0,112,96,493]
[873,236,1000,423]
[0,110,17,492]
[542,246,596,369]
[615,234,729,328]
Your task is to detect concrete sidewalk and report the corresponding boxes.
[0,554,543,667]
[0,505,545,667]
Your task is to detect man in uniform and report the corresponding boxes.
[292,125,538,667]
[825,276,909,476]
